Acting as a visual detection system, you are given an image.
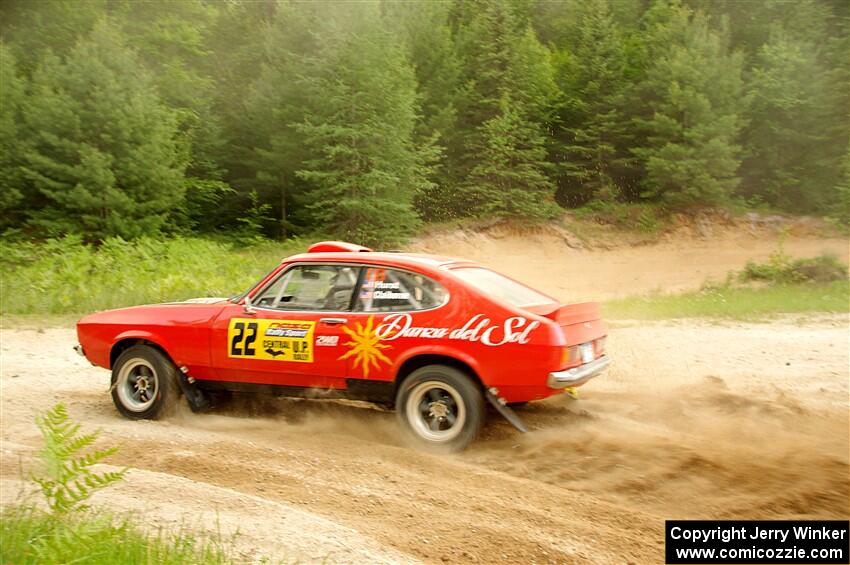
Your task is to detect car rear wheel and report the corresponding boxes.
[396,365,484,452]
[111,345,178,420]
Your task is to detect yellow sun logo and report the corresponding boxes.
[337,316,393,378]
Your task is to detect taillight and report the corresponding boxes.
[563,345,579,366]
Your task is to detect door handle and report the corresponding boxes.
[320,317,348,325]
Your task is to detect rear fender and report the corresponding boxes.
[393,344,488,386]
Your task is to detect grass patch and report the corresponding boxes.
[0,505,233,565]
[0,403,237,564]
[604,280,850,320]
[1,235,307,315]
[741,251,847,284]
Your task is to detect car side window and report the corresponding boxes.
[254,265,359,311]
[355,267,447,312]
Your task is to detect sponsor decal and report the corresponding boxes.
[372,281,410,301]
[338,312,540,378]
[337,316,393,378]
[316,335,339,347]
[375,313,539,347]
[265,322,311,339]
[373,291,410,300]
[227,318,314,362]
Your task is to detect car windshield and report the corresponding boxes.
[230,264,282,303]
[450,267,555,307]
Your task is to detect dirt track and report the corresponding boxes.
[2,315,848,563]
[413,225,850,300]
[2,230,849,562]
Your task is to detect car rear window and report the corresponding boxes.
[450,267,555,307]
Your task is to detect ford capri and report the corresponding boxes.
[75,241,609,451]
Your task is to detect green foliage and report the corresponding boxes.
[292,3,429,248]
[0,402,236,564]
[450,0,560,220]
[0,0,848,240]
[605,280,850,320]
[0,504,232,564]
[738,31,835,212]
[389,2,462,222]
[632,2,746,207]
[465,98,560,220]
[178,179,237,233]
[18,20,187,240]
[555,0,633,204]
[741,252,848,284]
[0,0,104,73]
[243,1,316,240]
[0,236,305,315]
[0,43,26,229]
[235,190,274,242]
[31,403,125,514]
[832,147,850,229]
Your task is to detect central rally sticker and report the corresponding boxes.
[227,318,315,362]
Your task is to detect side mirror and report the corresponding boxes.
[243,294,257,315]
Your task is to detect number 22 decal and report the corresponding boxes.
[230,321,258,356]
[227,318,315,361]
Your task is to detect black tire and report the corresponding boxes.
[111,345,179,420]
[395,365,485,452]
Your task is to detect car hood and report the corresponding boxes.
[164,297,230,305]
[77,298,230,326]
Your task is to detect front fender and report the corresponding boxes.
[110,330,178,368]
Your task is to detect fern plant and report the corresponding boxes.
[32,403,126,514]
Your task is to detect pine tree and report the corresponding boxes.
[739,30,833,212]
[631,2,745,207]
[20,21,187,240]
[833,146,850,227]
[0,0,106,73]
[452,0,559,219]
[293,4,430,248]
[110,1,230,231]
[247,0,324,238]
[820,26,850,218]
[556,0,633,204]
[386,1,461,221]
[466,96,559,219]
[208,1,279,234]
[0,43,27,229]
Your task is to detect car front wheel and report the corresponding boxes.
[111,345,178,420]
[396,365,484,452]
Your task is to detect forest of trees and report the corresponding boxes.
[1,0,848,246]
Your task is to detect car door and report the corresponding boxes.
[210,264,360,390]
[340,265,450,384]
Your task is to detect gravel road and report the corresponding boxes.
[2,315,847,563]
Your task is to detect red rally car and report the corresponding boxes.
[76,241,610,451]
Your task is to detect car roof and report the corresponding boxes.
[282,251,470,271]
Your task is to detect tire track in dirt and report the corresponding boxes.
[2,316,847,563]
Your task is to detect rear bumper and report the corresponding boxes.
[547,355,610,389]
